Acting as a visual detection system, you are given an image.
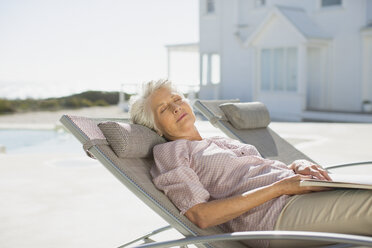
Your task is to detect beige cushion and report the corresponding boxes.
[219,102,271,129]
[98,121,166,158]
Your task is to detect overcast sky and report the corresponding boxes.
[0,0,199,99]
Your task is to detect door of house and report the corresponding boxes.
[307,47,326,110]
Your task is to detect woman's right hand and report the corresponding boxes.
[274,174,330,196]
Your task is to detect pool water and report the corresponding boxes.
[0,129,82,154]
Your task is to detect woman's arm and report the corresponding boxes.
[185,174,327,229]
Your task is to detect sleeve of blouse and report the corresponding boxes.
[151,141,210,215]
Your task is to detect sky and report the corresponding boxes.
[0,0,199,99]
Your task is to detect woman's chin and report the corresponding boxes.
[179,115,196,127]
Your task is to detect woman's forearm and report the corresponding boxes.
[185,174,328,229]
[185,183,282,229]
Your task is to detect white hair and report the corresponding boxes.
[129,79,185,132]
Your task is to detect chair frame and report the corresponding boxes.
[60,114,372,248]
[134,231,372,248]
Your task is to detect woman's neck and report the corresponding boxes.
[168,126,203,141]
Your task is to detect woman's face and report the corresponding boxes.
[149,87,196,140]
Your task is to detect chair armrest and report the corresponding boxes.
[326,161,372,171]
[134,231,372,248]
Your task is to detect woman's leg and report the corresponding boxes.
[269,189,372,248]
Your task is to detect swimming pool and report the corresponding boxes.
[0,129,82,154]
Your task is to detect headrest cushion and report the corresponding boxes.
[98,121,166,158]
[219,102,271,129]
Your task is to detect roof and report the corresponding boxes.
[276,5,330,39]
[164,43,199,52]
[245,5,331,46]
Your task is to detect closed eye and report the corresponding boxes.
[160,105,168,113]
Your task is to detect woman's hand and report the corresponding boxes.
[289,159,332,181]
[274,174,330,195]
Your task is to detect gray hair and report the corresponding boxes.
[129,79,184,132]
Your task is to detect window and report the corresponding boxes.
[261,49,271,91]
[260,47,297,92]
[202,54,208,85]
[273,48,284,91]
[201,53,220,85]
[211,54,220,84]
[255,0,266,8]
[286,48,297,91]
[206,0,215,14]
[321,0,342,7]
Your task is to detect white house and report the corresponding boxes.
[195,0,372,121]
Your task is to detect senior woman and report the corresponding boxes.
[130,79,372,248]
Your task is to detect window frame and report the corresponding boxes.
[254,0,266,8]
[318,0,344,10]
[200,53,221,85]
[259,47,298,93]
[206,0,216,15]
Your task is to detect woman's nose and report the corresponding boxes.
[171,103,181,114]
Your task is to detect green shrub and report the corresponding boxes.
[80,98,94,107]
[71,91,119,105]
[94,99,109,106]
[0,90,122,114]
[39,99,60,110]
[64,97,82,108]
[0,99,15,114]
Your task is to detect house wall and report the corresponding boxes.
[199,0,221,99]
[199,0,219,99]
[309,0,366,111]
[219,0,254,101]
[199,0,221,53]
[199,0,255,101]
[199,0,369,114]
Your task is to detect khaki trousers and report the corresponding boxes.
[269,189,372,248]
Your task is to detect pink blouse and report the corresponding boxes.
[151,136,295,248]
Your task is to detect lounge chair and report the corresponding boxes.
[193,99,372,170]
[60,114,372,248]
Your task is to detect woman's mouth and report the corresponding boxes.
[177,113,187,122]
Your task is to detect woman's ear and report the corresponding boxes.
[156,130,163,137]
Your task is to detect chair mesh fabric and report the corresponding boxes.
[194,100,315,165]
[197,99,240,120]
[67,115,107,140]
[98,121,166,158]
[219,120,314,164]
